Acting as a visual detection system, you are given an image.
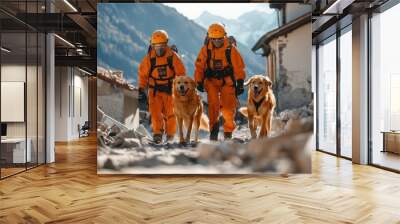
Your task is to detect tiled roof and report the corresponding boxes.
[97,67,137,91]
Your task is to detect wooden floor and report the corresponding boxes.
[373,150,400,171]
[0,167,26,178]
[0,136,400,224]
[1,163,43,178]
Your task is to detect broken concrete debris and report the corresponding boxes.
[97,106,313,174]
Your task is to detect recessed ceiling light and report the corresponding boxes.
[78,67,92,76]
[1,47,11,53]
[323,0,355,15]
[63,0,78,12]
[54,34,75,48]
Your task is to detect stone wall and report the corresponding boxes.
[269,23,313,112]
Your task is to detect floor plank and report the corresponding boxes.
[0,136,399,224]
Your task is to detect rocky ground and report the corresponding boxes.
[97,102,313,174]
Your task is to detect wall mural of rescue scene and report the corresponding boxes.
[97,3,314,174]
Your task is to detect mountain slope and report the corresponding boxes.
[98,3,266,85]
[195,10,278,49]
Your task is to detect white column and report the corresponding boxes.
[46,33,55,163]
[45,0,55,163]
[352,14,369,164]
[312,45,317,150]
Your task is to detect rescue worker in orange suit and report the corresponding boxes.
[138,30,186,144]
[194,23,246,141]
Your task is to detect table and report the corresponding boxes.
[381,131,400,154]
[1,138,31,164]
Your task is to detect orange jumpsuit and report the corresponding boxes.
[138,47,186,136]
[194,38,246,133]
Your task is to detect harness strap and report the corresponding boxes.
[204,46,234,86]
[252,96,266,113]
[206,48,212,71]
[225,47,232,65]
[225,47,237,93]
[148,54,175,96]
[149,55,174,78]
[148,83,173,95]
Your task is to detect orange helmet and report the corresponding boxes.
[207,23,226,39]
[151,30,168,44]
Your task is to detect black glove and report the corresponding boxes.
[236,79,244,96]
[196,82,204,92]
[138,88,148,111]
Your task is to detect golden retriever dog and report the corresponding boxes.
[239,75,276,139]
[173,76,209,144]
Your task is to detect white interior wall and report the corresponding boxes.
[1,63,46,164]
[55,66,68,141]
[1,65,27,138]
[55,67,89,141]
[71,72,89,138]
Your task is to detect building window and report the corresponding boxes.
[339,27,352,158]
[370,3,400,171]
[317,35,337,154]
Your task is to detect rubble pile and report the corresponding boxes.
[271,100,313,136]
[97,103,313,174]
[97,66,135,90]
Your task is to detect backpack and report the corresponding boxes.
[203,35,236,73]
[203,35,237,89]
[146,44,179,96]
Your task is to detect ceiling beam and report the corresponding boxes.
[55,55,96,71]
[13,13,81,32]
[67,13,97,39]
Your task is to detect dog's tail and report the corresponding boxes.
[199,113,209,131]
[239,107,248,118]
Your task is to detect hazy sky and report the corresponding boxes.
[164,3,274,20]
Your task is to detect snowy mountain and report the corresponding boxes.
[97,3,267,86]
[195,10,278,49]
